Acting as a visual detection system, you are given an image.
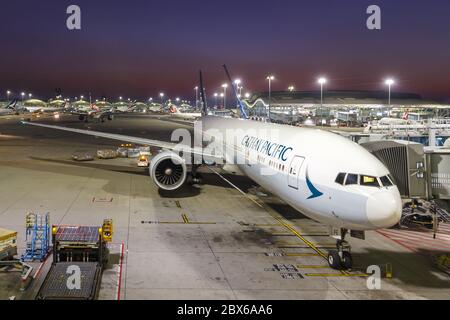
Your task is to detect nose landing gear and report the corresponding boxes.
[327,228,353,270]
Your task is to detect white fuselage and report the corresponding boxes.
[0,107,14,115]
[169,108,201,120]
[171,112,201,120]
[201,116,402,231]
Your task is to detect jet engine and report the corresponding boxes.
[149,151,187,190]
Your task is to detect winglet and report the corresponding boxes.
[222,64,248,119]
[199,70,208,116]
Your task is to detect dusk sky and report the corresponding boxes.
[1,0,450,101]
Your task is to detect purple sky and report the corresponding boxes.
[1,0,450,101]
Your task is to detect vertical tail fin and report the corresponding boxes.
[169,105,178,113]
[222,64,248,119]
[199,70,208,116]
[6,99,18,110]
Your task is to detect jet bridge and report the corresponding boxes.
[426,148,450,202]
[361,140,450,210]
[361,140,427,199]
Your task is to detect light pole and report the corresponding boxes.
[194,86,199,109]
[28,93,32,99]
[288,85,295,92]
[385,79,395,116]
[266,75,274,121]
[214,93,218,108]
[6,90,11,101]
[222,84,228,108]
[21,92,25,102]
[317,77,327,108]
[159,92,164,106]
[244,92,250,99]
[234,79,241,107]
[317,77,327,123]
[220,93,224,108]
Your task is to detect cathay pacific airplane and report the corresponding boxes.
[23,67,402,270]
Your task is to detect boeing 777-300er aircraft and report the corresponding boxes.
[69,103,115,122]
[23,66,402,270]
[169,104,202,120]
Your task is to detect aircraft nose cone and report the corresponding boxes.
[366,191,402,228]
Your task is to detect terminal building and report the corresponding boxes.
[243,90,450,126]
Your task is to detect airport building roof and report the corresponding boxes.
[95,101,111,106]
[48,99,66,105]
[246,90,449,108]
[73,100,90,106]
[23,99,46,106]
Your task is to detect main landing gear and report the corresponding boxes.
[187,164,203,185]
[327,228,353,270]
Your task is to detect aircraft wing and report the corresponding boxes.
[21,121,220,161]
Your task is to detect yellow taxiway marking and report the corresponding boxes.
[158,221,185,224]
[284,253,322,257]
[273,218,328,259]
[181,214,190,224]
[272,217,351,276]
[276,241,336,246]
[156,214,216,225]
[297,265,330,269]
[229,187,357,277]
[305,273,370,277]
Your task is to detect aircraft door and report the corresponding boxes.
[288,156,305,189]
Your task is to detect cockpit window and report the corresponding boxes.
[345,174,358,185]
[388,174,396,185]
[360,175,380,187]
[335,173,346,185]
[380,175,393,187]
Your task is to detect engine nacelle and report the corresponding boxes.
[149,151,187,191]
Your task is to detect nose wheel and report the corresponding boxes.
[327,229,353,270]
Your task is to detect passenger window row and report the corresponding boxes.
[335,172,395,188]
